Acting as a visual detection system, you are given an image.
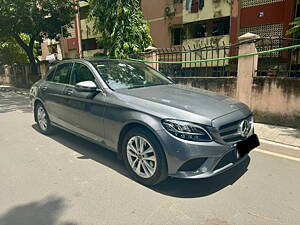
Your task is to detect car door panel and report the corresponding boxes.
[62,63,106,142]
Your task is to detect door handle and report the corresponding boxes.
[41,86,47,91]
[65,89,73,96]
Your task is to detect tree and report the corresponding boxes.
[0,38,28,65]
[88,0,152,59]
[287,17,300,37]
[0,0,77,81]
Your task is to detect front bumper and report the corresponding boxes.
[171,152,249,179]
[156,129,254,179]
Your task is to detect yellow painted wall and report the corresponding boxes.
[80,19,100,40]
[182,35,230,67]
[79,1,89,7]
[83,49,103,58]
[183,0,231,24]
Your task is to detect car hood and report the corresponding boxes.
[116,84,250,121]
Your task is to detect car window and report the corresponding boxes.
[92,61,172,90]
[46,68,56,81]
[70,63,95,85]
[52,63,73,84]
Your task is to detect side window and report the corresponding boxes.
[52,63,73,84]
[70,63,95,85]
[46,69,56,81]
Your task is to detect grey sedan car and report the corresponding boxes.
[30,58,259,186]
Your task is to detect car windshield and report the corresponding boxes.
[92,61,172,90]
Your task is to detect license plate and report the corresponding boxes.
[236,134,260,157]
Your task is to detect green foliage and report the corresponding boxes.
[88,0,152,59]
[0,0,76,42]
[0,38,28,65]
[287,17,300,37]
[0,0,77,77]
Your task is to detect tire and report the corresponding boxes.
[34,103,55,135]
[122,127,168,186]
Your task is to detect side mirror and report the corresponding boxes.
[167,76,174,82]
[75,81,100,92]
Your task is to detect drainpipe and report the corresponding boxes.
[74,0,82,58]
[230,0,240,56]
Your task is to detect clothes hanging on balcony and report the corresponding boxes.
[191,0,199,13]
[185,0,192,12]
[199,0,204,10]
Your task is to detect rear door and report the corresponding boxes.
[62,62,106,142]
[41,62,73,126]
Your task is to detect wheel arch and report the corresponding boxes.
[117,121,166,163]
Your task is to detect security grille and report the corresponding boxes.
[240,24,283,57]
[241,0,284,8]
[240,24,283,38]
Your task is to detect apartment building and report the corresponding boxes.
[40,1,100,61]
[239,0,295,38]
[141,0,183,48]
[40,0,296,61]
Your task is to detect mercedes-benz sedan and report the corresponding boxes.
[30,59,260,186]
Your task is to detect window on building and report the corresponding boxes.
[187,23,206,39]
[48,45,58,54]
[296,3,300,18]
[211,17,230,36]
[172,28,184,45]
[185,17,230,39]
[80,6,90,20]
[82,38,100,51]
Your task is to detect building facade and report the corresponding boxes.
[141,0,183,48]
[40,0,297,61]
[239,0,295,38]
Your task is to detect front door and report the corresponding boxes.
[62,62,106,142]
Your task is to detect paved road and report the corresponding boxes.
[0,89,299,225]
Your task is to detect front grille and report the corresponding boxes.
[215,150,238,170]
[218,116,252,143]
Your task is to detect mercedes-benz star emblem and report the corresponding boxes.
[239,120,250,137]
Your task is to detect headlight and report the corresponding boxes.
[161,119,212,142]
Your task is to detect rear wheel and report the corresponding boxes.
[35,103,54,135]
[122,128,168,186]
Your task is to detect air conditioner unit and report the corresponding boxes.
[165,5,175,17]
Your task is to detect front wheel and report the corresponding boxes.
[122,128,168,186]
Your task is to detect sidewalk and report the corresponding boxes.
[1,85,299,147]
[255,123,300,148]
[0,85,29,96]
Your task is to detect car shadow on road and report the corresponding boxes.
[0,195,77,225]
[32,125,250,199]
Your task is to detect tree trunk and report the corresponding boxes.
[14,35,40,83]
[27,50,39,82]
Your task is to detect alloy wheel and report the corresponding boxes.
[37,106,48,131]
[126,136,157,179]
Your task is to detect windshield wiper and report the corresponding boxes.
[128,83,171,89]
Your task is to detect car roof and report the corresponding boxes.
[55,58,138,64]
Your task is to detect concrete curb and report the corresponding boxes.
[259,139,300,151]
